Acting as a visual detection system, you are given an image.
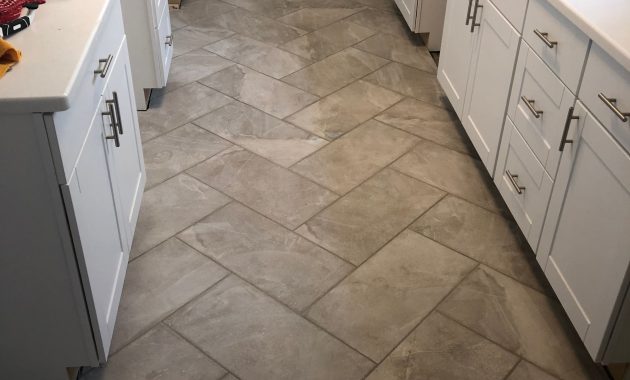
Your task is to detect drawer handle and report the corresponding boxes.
[559,107,579,151]
[466,0,474,25]
[521,96,543,118]
[506,171,525,194]
[103,104,120,148]
[165,34,174,47]
[470,0,482,33]
[598,93,630,123]
[106,92,124,135]
[94,54,113,78]
[534,29,558,48]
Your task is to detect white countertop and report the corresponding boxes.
[0,0,112,113]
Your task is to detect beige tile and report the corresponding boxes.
[366,312,519,380]
[278,6,364,31]
[170,0,236,26]
[392,140,503,212]
[166,276,374,380]
[206,34,312,79]
[375,97,473,155]
[287,80,402,140]
[221,0,304,18]
[438,266,603,380]
[508,361,561,380]
[281,20,376,61]
[110,238,228,352]
[411,196,547,291]
[346,8,411,39]
[200,65,318,119]
[282,48,389,97]
[364,62,448,108]
[296,168,445,265]
[307,230,476,361]
[352,0,398,11]
[178,202,353,311]
[356,33,436,73]
[163,50,234,93]
[292,120,419,194]
[172,26,235,57]
[194,102,327,167]
[187,146,338,229]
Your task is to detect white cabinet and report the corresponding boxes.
[395,0,448,51]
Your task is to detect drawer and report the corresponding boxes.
[51,0,125,184]
[489,0,527,31]
[523,0,589,93]
[495,118,554,249]
[508,42,575,178]
[579,43,630,153]
[156,4,173,86]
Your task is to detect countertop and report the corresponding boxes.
[0,0,112,113]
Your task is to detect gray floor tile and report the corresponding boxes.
[143,124,232,189]
[287,80,402,140]
[277,6,364,31]
[194,102,327,167]
[172,26,235,57]
[163,50,234,93]
[187,146,338,229]
[282,47,389,97]
[508,361,561,380]
[356,33,437,73]
[296,168,445,265]
[438,266,603,380]
[307,230,476,361]
[110,238,228,352]
[221,0,305,18]
[366,312,519,380]
[291,119,419,194]
[131,174,230,257]
[346,8,412,39]
[200,65,318,119]
[85,325,226,380]
[352,0,398,11]
[166,275,374,380]
[170,0,237,27]
[178,202,353,311]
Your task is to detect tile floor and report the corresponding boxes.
[82,0,607,379]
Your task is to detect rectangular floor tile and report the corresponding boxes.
[221,0,304,18]
[172,26,235,57]
[287,80,402,140]
[366,312,519,380]
[201,65,318,119]
[277,6,365,31]
[296,168,445,265]
[188,146,338,229]
[307,230,476,361]
[170,0,236,26]
[356,33,437,73]
[346,9,411,39]
[210,8,307,45]
[206,34,312,79]
[508,361,561,380]
[438,266,602,380]
[131,174,230,257]
[391,140,503,212]
[166,275,374,380]
[178,202,353,311]
[282,48,388,97]
[194,102,327,167]
[143,124,232,189]
[163,50,234,93]
[291,119,419,194]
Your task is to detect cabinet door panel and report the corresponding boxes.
[394,0,418,32]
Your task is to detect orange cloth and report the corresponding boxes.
[0,39,21,78]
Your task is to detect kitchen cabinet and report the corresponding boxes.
[394,0,448,51]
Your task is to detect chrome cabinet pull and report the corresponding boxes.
[521,96,543,118]
[506,171,525,194]
[470,0,482,32]
[107,92,124,135]
[165,35,173,46]
[94,54,113,78]
[559,107,578,151]
[598,93,630,122]
[103,104,120,148]
[466,0,474,25]
[534,29,558,48]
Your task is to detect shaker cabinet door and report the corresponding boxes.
[394,0,418,32]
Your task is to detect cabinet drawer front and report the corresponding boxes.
[523,0,589,93]
[508,42,575,178]
[495,118,554,249]
[580,44,630,153]
[489,0,526,31]
[156,1,173,86]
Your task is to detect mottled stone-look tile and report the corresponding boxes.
[375,97,473,155]
[392,140,503,212]
[172,26,235,57]
[438,266,602,380]
[307,230,476,361]
[287,80,402,140]
[411,196,547,291]
[206,34,311,79]
[163,50,234,93]
[281,20,376,61]
[508,361,561,380]
[194,102,327,167]
[278,6,364,31]
[131,174,230,257]
[356,33,437,73]
[178,203,353,311]
[221,0,304,18]
[200,65,318,119]
[110,238,228,352]
[138,82,233,141]
[283,48,388,97]
[292,120,418,194]
[188,146,338,229]
[346,8,411,39]
[170,0,236,26]
[86,325,226,380]
[365,62,448,108]
[296,169,445,265]
[143,124,232,189]
[366,312,519,380]
[166,276,374,380]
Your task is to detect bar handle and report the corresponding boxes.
[94,55,113,78]
[470,0,482,33]
[559,107,578,152]
[598,93,630,122]
[534,29,558,48]
[506,170,525,194]
[104,104,120,148]
[521,96,543,119]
